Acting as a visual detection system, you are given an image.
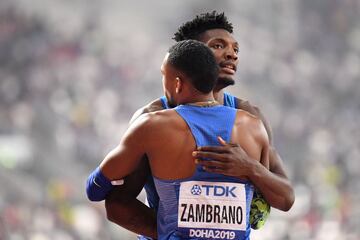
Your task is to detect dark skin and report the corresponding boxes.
[105,29,295,237]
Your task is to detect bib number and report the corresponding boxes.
[178,181,247,237]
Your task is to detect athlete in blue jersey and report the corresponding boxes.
[104,12,294,238]
[87,40,270,239]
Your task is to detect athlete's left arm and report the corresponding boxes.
[245,119,295,211]
[194,101,294,211]
[242,102,295,211]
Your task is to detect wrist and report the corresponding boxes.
[247,160,264,182]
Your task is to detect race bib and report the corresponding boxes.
[178,181,247,239]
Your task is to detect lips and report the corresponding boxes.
[219,61,237,75]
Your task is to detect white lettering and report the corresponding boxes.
[187,229,236,239]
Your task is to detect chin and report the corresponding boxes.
[217,76,235,88]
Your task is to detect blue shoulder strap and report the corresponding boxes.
[160,96,169,109]
[223,92,238,109]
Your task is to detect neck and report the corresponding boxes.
[213,89,225,105]
[181,92,216,105]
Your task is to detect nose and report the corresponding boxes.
[225,47,238,61]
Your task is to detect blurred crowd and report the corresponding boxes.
[0,0,359,239]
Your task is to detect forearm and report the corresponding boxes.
[248,159,294,211]
[86,168,158,237]
[105,190,157,239]
[102,159,157,238]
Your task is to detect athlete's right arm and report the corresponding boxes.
[104,98,163,238]
[86,109,159,238]
[105,157,157,238]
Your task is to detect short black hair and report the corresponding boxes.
[173,11,233,42]
[167,40,219,93]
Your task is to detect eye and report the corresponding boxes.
[234,47,239,54]
[212,43,224,49]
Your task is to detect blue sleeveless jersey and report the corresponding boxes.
[139,93,239,240]
[154,105,254,240]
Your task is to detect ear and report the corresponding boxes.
[175,77,183,94]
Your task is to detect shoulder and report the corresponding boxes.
[234,97,261,118]
[127,109,180,146]
[234,110,269,145]
[234,96,273,143]
[130,98,164,124]
[132,108,177,130]
[234,110,261,129]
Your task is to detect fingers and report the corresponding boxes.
[217,136,240,147]
[217,136,227,146]
[196,143,241,153]
[196,136,239,152]
[198,161,248,179]
[196,145,229,153]
[192,151,230,161]
[201,166,225,174]
[196,159,228,170]
[196,159,230,175]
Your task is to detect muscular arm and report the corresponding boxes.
[92,113,158,238]
[104,98,163,238]
[237,99,294,211]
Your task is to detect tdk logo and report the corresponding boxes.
[191,185,202,195]
[190,184,237,197]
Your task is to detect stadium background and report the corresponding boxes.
[0,0,359,239]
